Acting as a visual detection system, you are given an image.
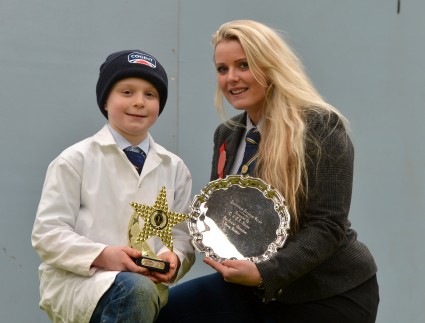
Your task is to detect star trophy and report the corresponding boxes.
[128,186,190,273]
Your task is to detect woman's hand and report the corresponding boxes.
[204,257,261,287]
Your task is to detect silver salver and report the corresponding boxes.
[188,175,291,263]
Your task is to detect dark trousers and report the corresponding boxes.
[156,273,379,323]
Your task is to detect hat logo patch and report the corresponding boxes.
[128,52,157,68]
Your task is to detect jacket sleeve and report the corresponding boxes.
[256,112,354,301]
[31,156,106,277]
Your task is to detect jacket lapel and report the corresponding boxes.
[223,113,246,176]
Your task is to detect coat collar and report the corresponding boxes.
[93,125,172,179]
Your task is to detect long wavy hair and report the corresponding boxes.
[212,20,349,229]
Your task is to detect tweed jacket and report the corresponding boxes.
[210,112,377,304]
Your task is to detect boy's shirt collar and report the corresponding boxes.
[107,124,150,154]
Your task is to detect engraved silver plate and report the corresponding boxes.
[189,175,290,263]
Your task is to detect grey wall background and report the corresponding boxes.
[1,1,423,322]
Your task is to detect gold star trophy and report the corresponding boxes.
[128,186,190,273]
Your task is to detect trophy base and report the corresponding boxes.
[133,256,170,273]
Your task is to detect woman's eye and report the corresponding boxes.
[240,62,249,70]
[216,66,228,74]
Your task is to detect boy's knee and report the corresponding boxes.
[116,272,159,302]
[132,276,159,301]
[116,273,161,320]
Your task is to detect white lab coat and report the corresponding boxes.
[31,125,195,323]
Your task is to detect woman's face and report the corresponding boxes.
[214,39,267,124]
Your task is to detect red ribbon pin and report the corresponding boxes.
[218,142,226,179]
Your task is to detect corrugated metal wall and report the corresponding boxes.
[1,1,423,322]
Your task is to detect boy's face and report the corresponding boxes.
[105,77,160,145]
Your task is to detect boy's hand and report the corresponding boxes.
[148,251,180,283]
[92,246,150,275]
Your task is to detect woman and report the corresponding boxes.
[157,20,379,323]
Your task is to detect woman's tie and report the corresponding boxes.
[238,127,260,175]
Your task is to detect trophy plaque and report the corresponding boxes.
[188,175,290,263]
[128,186,190,273]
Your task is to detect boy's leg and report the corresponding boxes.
[90,272,160,323]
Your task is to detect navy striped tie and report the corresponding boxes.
[124,146,146,174]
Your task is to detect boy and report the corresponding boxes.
[31,49,195,323]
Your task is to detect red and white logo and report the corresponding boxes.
[128,52,157,68]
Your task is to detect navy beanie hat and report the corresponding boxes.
[96,50,168,118]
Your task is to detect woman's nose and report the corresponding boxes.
[227,68,239,82]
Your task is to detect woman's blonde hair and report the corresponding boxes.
[212,20,348,229]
